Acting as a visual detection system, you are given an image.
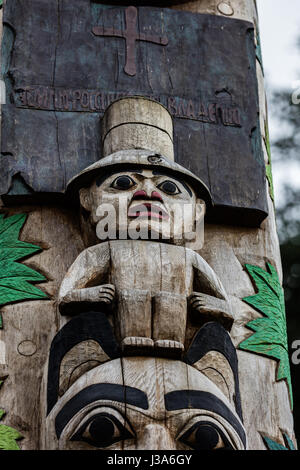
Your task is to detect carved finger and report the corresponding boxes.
[190,298,206,309]
[190,300,202,309]
[189,292,207,303]
[98,293,115,303]
[99,284,115,293]
[100,288,115,297]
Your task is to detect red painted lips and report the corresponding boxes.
[128,203,169,220]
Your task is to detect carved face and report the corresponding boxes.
[79,169,205,244]
[45,315,246,450]
[45,357,246,450]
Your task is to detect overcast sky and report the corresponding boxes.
[257,0,300,202]
[258,0,300,89]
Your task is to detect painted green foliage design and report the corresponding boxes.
[0,214,47,449]
[263,432,296,451]
[239,263,293,409]
[0,380,22,450]
[0,213,48,328]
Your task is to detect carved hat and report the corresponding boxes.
[66,97,212,206]
[66,149,212,206]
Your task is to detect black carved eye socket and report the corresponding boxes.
[71,412,134,448]
[179,421,234,451]
[157,180,181,195]
[111,175,136,190]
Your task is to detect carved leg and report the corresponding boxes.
[152,292,187,358]
[117,289,153,354]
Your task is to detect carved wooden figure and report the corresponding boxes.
[58,99,234,357]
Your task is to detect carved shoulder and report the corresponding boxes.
[59,242,111,298]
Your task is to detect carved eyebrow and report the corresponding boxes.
[164,390,246,447]
[55,383,148,438]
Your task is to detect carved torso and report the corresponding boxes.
[59,240,230,352]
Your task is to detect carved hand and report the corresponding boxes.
[188,292,233,330]
[59,284,115,315]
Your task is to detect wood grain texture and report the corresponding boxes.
[58,240,232,355]
[0,0,268,226]
[102,97,174,160]
[0,0,295,452]
[44,357,245,449]
[0,205,84,449]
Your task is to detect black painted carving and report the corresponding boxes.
[164,390,246,447]
[71,412,134,448]
[1,0,267,226]
[180,421,234,451]
[184,322,243,420]
[47,311,120,415]
[55,383,148,438]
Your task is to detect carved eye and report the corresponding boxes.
[157,180,181,195]
[179,421,234,451]
[71,412,134,448]
[111,175,136,190]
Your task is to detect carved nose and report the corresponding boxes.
[132,190,163,202]
[136,424,176,450]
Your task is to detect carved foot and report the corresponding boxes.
[154,340,184,359]
[121,337,154,356]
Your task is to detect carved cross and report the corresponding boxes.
[92,5,168,76]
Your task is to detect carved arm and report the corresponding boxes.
[187,250,234,330]
[58,243,113,315]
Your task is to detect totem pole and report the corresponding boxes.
[0,0,296,451]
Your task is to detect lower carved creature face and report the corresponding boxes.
[79,169,205,244]
[45,357,246,450]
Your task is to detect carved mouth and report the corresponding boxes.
[128,203,169,220]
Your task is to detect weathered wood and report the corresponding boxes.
[102,97,174,160]
[0,205,85,449]
[0,0,268,227]
[0,0,296,452]
[44,355,246,450]
[58,239,233,355]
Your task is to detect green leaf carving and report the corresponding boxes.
[0,213,48,327]
[0,380,22,450]
[263,432,296,451]
[239,263,293,409]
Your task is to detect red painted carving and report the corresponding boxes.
[92,6,168,76]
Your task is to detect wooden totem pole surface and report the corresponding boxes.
[0,0,296,451]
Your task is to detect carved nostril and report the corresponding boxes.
[151,191,163,202]
[133,190,147,199]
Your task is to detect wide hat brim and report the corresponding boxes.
[66,150,213,208]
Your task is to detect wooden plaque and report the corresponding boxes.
[1,0,267,226]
